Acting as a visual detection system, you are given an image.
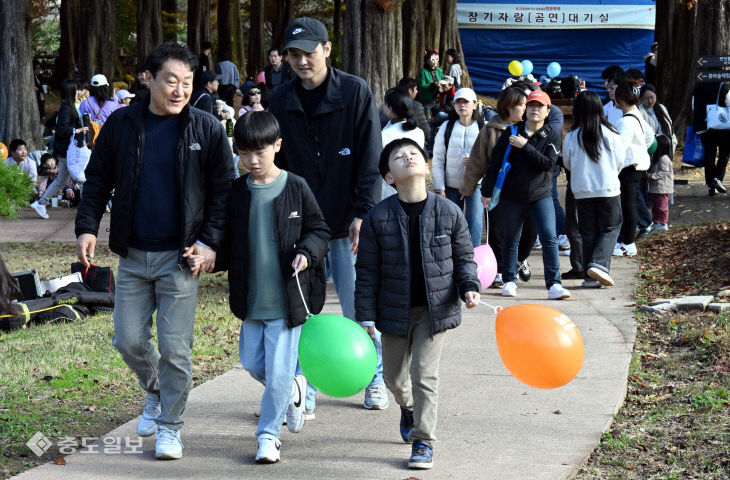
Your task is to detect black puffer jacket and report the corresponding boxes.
[355,192,480,338]
[481,121,560,204]
[54,101,91,155]
[75,96,234,261]
[226,173,331,327]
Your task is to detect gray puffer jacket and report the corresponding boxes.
[355,192,480,338]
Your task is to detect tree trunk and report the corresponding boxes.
[137,0,163,64]
[401,0,425,79]
[334,0,343,48]
[161,0,178,43]
[343,0,403,106]
[187,0,211,55]
[55,0,80,86]
[247,0,266,78]
[217,0,245,70]
[76,0,117,82]
[271,0,294,52]
[655,0,730,139]
[0,0,43,149]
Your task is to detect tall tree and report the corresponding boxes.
[55,0,80,85]
[0,0,42,148]
[137,0,163,64]
[161,0,178,43]
[655,0,730,138]
[217,0,245,69]
[271,0,295,52]
[76,0,117,82]
[188,0,211,55]
[248,0,266,77]
[343,0,403,105]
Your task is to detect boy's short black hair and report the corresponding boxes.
[378,138,427,180]
[601,65,624,81]
[145,42,199,78]
[8,139,26,153]
[234,111,281,151]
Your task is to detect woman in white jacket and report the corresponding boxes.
[432,87,483,247]
[612,81,653,257]
[563,91,628,288]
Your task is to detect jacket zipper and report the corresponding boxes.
[128,120,145,252]
[418,210,436,341]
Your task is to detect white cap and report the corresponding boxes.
[454,87,477,103]
[439,75,455,85]
[116,89,135,101]
[90,74,109,87]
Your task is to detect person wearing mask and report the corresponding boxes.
[417,49,443,112]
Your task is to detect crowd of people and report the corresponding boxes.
[4,18,728,474]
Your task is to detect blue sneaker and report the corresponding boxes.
[408,439,433,469]
[399,407,414,443]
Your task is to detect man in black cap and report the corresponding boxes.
[190,70,219,115]
[267,16,386,426]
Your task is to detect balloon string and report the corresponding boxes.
[295,269,312,317]
[479,301,503,314]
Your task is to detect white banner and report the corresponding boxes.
[457,3,656,29]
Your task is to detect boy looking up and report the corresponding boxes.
[355,138,480,470]
[188,111,330,464]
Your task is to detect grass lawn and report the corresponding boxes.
[0,242,241,479]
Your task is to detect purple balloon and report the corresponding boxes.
[474,244,497,290]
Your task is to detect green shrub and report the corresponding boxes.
[0,163,34,218]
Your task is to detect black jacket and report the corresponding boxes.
[268,67,382,239]
[355,192,479,338]
[54,101,90,155]
[190,89,215,115]
[264,63,294,91]
[75,96,234,262]
[692,81,730,131]
[226,173,331,327]
[481,121,560,204]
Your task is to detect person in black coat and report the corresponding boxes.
[692,80,730,195]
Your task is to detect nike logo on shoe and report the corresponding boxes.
[294,381,302,408]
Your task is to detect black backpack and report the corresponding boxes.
[443,115,486,153]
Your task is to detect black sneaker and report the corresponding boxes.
[408,439,433,469]
[400,407,414,443]
[561,269,585,280]
[517,260,531,282]
[709,186,716,196]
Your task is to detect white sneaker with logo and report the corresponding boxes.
[255,434,281,464]
[286,375,306,433]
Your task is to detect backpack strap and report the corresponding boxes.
[623,111,644,134]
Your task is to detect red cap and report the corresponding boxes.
[526,90,551,107]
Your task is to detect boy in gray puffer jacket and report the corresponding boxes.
[355,137,480,471]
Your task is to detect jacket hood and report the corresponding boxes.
[487,115,508,130]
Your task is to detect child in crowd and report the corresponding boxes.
[188,111,330,464]
[36,153,58,198]
[355,137,480,470]
[647,134,673,232]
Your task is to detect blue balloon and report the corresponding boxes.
[521,60,534,76]
[547,62,561,78]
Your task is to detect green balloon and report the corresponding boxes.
[298,314,377,398]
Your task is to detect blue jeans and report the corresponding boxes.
[551,174,567,236]
[500,197,561,288]
[302,237,383,411]
[239,318,301,438]
[112,248,199,431]
[445,187,484,247]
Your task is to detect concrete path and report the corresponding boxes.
[6,205,637,479]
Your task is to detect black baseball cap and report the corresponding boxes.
[282,17,329,54]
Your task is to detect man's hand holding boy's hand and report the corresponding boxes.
[360,323,376,342]
[185,254,204,277]
[291,254,308,276]
[183,243,216,277]
[464,291,480,308]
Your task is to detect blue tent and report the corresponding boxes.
[457,0,656,96]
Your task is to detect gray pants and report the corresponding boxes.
[381,306,445,443]
[112,248,199,430]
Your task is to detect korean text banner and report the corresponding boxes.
[457,3,655,29]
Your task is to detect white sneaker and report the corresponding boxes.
[587,267,614,287]
[255,434,281,464]
[304,409,315,421]
[155,426,183,459]
[286,375,306,433]
[581,279,601,288]
[502,282,517,297]
[136,393,160,437]
[621,243,637,257]
[612,243,625,256]
[30,201,49,219]
[363,382,389,410]
[557,234,570,250]
[548,283,571,300]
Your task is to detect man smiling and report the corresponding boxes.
[75,42,234,460]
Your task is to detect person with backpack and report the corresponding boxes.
[432,88,484,248]
[79,74,121,129]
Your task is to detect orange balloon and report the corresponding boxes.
[495,304,584,389]
[0,142,7,161]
